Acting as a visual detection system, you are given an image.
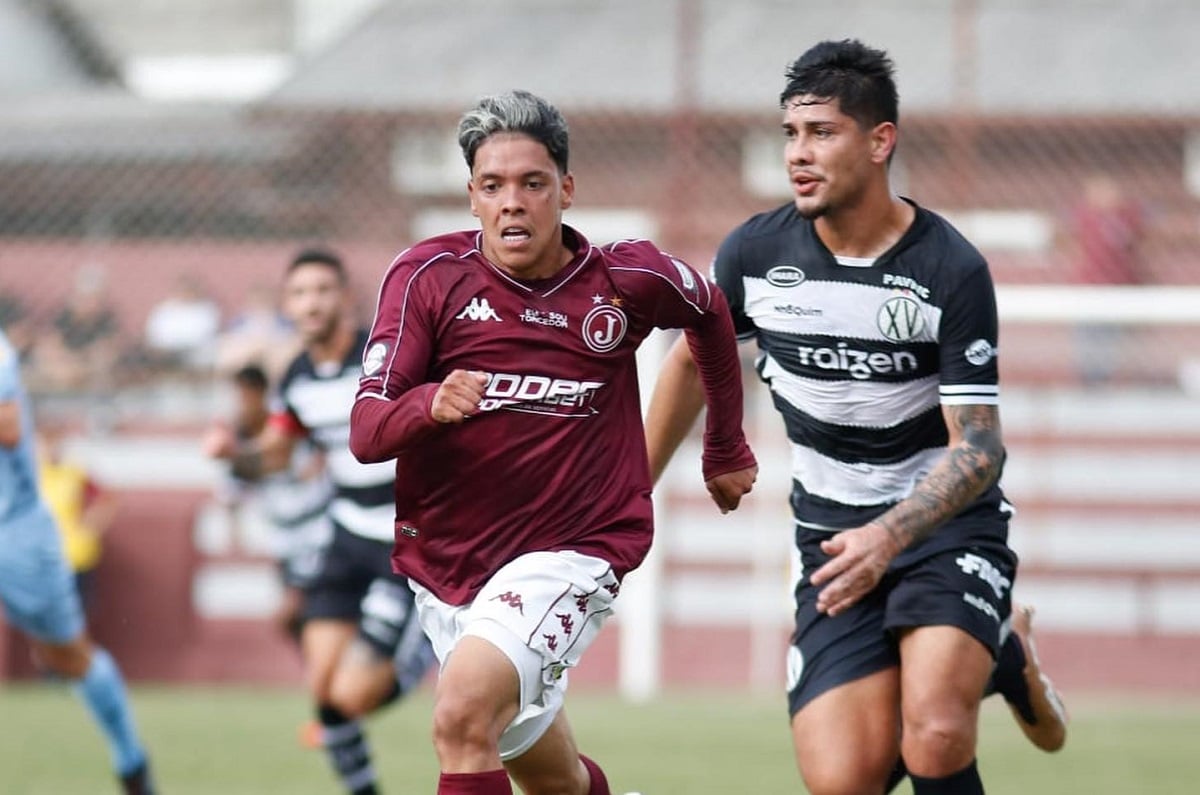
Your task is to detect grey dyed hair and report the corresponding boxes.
[457,89,570,174]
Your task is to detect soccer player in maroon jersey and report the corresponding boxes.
[350,89,758,795]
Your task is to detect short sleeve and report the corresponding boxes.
[711,230,755,340]
[937,264,1000,406]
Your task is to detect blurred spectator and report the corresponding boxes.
[1067,175,1146,385]
[1070,175,1145,285]
[142,273,222,376]
[27,265,122,394]
[213,281,299,381]
[0,282,35,362]
[35,414,118,614]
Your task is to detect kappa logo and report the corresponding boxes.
[877,295,926,342]
[555,612,575,637]
[582,305,627,353]
[490,591,525,614]
[456,296,502,322]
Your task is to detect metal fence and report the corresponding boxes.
[4,1,1200,411]
[3,0,1200,689]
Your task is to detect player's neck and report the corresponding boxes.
[307,321,355,365]
[815,190,914,260]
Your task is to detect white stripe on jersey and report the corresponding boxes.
[289,374,359,432]
[790,442,945,507]
[744,277,942,341]
[325,445,394,489]
[760,353,940,428]
[940,383,1000,405]
[330,497,396,542]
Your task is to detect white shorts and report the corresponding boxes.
[411,550,620,760]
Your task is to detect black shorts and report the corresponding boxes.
[786,533,1017,717]
[278,543,325,590]
[302,522,424,661]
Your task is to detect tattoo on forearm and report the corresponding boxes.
[878,404,1004,551]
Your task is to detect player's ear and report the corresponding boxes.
[560,172,575,211]
[467,180,479,217]
[870,122,897,165]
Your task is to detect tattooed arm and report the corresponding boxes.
[809,403,1005,616]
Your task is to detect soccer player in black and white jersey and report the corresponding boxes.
[646,40,1066,795]
[206,248,433,795]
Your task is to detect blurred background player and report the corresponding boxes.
[202,362,334,644]
[205,247,434,795]
[35,412,119,616]
[1066,174,1147,386]
[0,328,157,795]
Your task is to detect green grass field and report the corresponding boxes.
[1,684,1198,794]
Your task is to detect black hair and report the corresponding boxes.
[287,246,347,285]
[780,39,898,129]
[232,362,269,392]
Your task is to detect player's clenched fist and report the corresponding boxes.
[706,464,758,514]
[431,369,488,423]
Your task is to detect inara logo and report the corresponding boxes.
[456,296,502,322]
[766,265,806,288]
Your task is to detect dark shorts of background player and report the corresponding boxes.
[786,532,1018,717]
[301,521,421,660]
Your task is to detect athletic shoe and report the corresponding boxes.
[992,603,1069,752]
[120,759,157,795]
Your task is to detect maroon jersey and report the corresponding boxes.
[351,227,755,605]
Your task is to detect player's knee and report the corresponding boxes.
[511,762,588,795]
[901,712,975,771]
[799,754,895,795]
[327,675,381,719]
[32,639,92,679]
[431,689,502,757]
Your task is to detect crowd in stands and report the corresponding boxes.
[0,265,302,427]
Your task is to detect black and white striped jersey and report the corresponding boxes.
[274,329,395,542]
[714,200,1010,557]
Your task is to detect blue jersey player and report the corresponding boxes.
[0,329,156,794]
